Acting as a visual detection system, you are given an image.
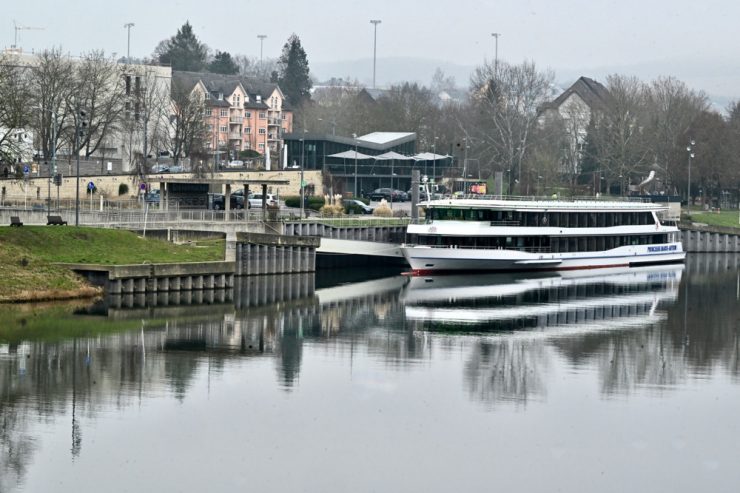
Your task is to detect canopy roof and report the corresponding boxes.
[326,150,374,160]
[374,151,415,160]
[413,152,451,161]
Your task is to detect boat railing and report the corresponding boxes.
[409,244,552,254]
[439,194,652,203]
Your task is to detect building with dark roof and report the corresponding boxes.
[539,76,611,174]
[172,71,293,167]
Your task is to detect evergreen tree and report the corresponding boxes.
[277,34,312,106]
[154,22,209,72]
[208,51,239,75]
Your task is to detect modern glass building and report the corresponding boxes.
[284,132,452,196]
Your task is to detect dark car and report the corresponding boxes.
[343,199,373,215]
[369,188,404,201]
[212,194,244,210]
[407,188,429,201]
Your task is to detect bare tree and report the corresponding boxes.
[468,59,555,191]
[29,49,74,163]
[169,79,206,173]
[585,74,652,193]
[0,53,34,165]
[71,51,128,158]
[645,76,708,192]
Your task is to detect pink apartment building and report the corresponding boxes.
[173,72,293,167]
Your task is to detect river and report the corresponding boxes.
[1,254,739,492]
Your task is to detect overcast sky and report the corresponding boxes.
[4,0,739,97]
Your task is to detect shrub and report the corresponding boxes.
[283,195,326,211]
[118,183,129,196]
[320,204,344,217]
[373,201,393,217]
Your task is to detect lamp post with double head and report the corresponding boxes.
[370,20,381,88]
[687,140,695,216]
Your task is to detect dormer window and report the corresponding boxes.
[218,92,223,100]
[205,92,211,100]
[256,95,261,103]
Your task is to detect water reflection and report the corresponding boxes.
[0,255,739,492]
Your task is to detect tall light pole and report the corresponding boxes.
[352,133,359,197]
[370,20,382,88]
[124,23,134,62]
[257,35,267,64]
[300,129,307,219]
[687,139,695,217]
[491,32,501,72]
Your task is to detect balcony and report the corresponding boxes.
[229,132,243,140]
[229,117,243,124]
[268,118,281,126]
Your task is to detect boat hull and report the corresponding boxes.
[401,242,686,274]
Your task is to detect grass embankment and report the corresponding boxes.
[0,227,224,302]
[686,209,740,230]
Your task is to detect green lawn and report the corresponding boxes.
[0,227,223,301]
[686,209,740,230]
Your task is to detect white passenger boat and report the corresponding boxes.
[402,196,685,274]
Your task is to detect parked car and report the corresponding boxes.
[150,164,169,173]
[394,189,408,202]
[225,160,244,168]
[369,188,395,201]
[144,189,160,204]
[343,199,373,215]
[212,194,244,210]
[169,165,185,173]
[248,193,278,208]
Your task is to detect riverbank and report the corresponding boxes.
[0,227,223,303]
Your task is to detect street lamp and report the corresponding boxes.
[300,130,307,219]
[124,23,134,62]
[370,20,382,88]
[257,34,267,64]
[431,136,438,185]
[491,32,501,72]
[352,133,359,197]
[687,140,695,216]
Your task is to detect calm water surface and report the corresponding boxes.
[1,254,739,492]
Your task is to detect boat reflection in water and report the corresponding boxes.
[402,265,683,334]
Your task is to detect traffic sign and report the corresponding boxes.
[23,165,29,175]
[88,181,95,191]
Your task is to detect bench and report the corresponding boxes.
[47,215,68,226]
[10,216,23,227]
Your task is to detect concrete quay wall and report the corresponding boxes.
[679,224,740,252]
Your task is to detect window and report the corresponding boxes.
[259,112,267,119]
[245,112,251,118]
[258,143,265,149]
[207,124,213,131]
[220,109,228,117]
[245,127,251,134]
[259,128,266,134]
[220,125,228,133]
[204,108,212,116]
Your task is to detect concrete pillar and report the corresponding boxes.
[170,277,181,291]
[108,279,122,295]
[308,248,316,272]
[180,276,192,291]
[244,184,250,222]
[147,277,158,293]
[269,245,277,274]
[226,274,234,288]
[192,275,203,290]
[122,279,135,294]
[214,274,225,289]
[225,231,237,262]
[262,183,268,222]
[225,183,231,220]
[158,277,169,291]
[204,275,214,289]
[135,278,146,293]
